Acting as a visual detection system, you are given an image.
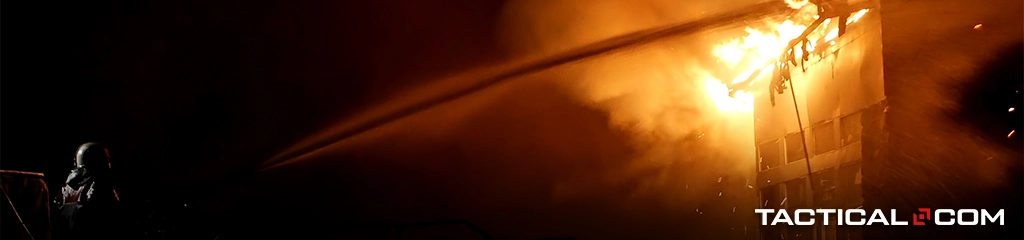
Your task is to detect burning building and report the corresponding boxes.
[206,0,1018,239]
[734,0,1021,238]
[720,1,884,240]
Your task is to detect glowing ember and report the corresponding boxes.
[1008,130,1016,138]
[974,23,983,30]
[1010,107,1016,112]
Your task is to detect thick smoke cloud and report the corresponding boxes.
[246,1,777,239]
[495,0,763,195]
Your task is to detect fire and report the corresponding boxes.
[847,9,870,24]
[711,19,808,85]
[704,2,871,113]
[784,0,810,9]
[705,78,754,113]
[712,20,807,72]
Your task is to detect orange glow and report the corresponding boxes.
[711,20,809,74]
[847,9,870,24]
[704,2,871,113]
[824,28,839,41]
[784,0,810,9]
[974,23,983,30]
[705,78,754,113]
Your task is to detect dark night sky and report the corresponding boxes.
[3,0,1022,239]
[5,0,508,198]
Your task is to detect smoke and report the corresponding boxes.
[495,0,760,163]
[495,0,763,211]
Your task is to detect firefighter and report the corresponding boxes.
[55,142,123,239]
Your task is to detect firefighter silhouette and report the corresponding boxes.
[56,142,123,238]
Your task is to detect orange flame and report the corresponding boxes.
[704,2,871,113]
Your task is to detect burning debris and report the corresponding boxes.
[704,2,873,112]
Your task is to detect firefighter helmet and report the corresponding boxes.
[75,142,110,169]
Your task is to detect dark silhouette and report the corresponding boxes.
[54,142,125,239]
